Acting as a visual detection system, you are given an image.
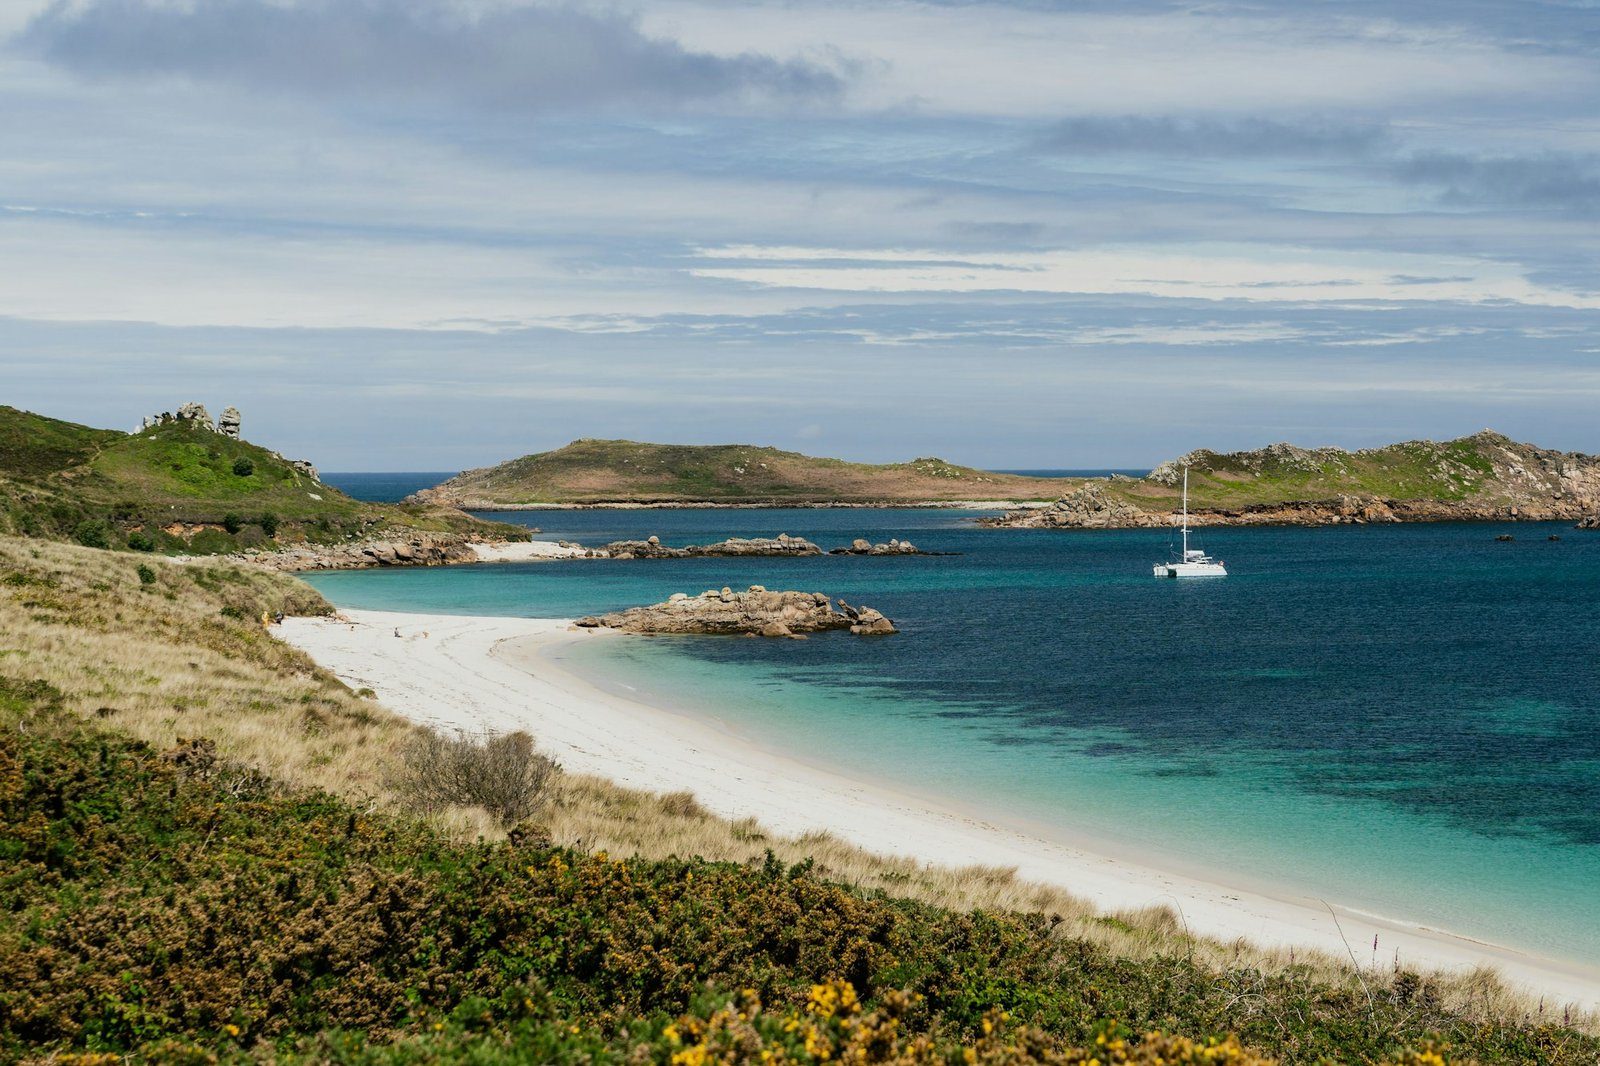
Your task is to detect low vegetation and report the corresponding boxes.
[3,534,1597,1064]
[1112,433,1544,512]
[0,405,519,555]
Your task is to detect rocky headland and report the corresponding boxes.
[984,431,1600,530]
[575,586,897,637]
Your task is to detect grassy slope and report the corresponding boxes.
[3,536,1596,1064]
[0,406,518,552]
[435,439,1077,504]
[1111,436,1504,511]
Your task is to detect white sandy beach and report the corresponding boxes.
[279,607,1600,1012]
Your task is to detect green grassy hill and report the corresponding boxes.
[0,405,516,554]
[996,431,1600,527]
[1117,435,1504,510]
[413,438,1074,506]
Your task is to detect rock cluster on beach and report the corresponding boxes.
[575,586,896,637]
[602,534,823,559]
[236,534,484,571]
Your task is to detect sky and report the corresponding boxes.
[2,0,1599,470]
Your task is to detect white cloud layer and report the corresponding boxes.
[3,0,1599,463]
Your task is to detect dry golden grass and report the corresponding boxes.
[0,535,406,801]
[3,533,1594,1037]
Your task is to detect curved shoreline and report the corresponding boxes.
[278,607,1600,1012]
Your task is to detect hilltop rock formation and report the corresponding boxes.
[575,587,896,637]
[219,406,241,439]
[141,402,216,432]
[601,534,823,559]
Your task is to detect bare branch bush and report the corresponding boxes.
[395,728,560,827]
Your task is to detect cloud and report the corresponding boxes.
[684,242,1600,309]
[19,0,847,112]
[1036,115,1391,159]
[1396,151,1600,211]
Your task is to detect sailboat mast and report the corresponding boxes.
[1181,467,1190,557]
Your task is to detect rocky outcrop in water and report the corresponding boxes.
[1579,513,1600,530]
[829,537,929,555]
[602,534,822,559]
[575,586,896,637]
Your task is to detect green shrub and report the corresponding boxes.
[136,563,157,586]
[127,530,156,552]
[260,512,279,538]
[232,457,254,477]
[188,528,236,555]
[73,518,110,549]
[222,513,243,535]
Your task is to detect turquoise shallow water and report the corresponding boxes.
[303,509,1600,968]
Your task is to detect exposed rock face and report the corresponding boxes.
[141,403,216,432]
[289,458,321,483]
[835,598,897,635]
[236,534,482,571]
[218,406,241,439]
[575,587,896,637]
[601,534,823,559]
[1579,514,1600,530]
[985,483,1163,529]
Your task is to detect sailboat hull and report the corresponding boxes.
[1154,561,1228,578]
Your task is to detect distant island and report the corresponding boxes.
[984,430,1600,528]
[404,438,1071,507]
[409,431,1600,527]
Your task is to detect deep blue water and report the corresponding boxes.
[302,509,1600,967]
[321,472,457,503]
[995,468,1149,478]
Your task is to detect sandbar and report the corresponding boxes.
[278,608,1600,1012]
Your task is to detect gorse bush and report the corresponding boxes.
[73,517,110,548]
[395,728,560,827]
[233,456,255,477]
[0,690,1592,1065]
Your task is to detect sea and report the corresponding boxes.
[304,474,1600,970]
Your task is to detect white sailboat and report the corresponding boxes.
[1153,467,1226,578]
